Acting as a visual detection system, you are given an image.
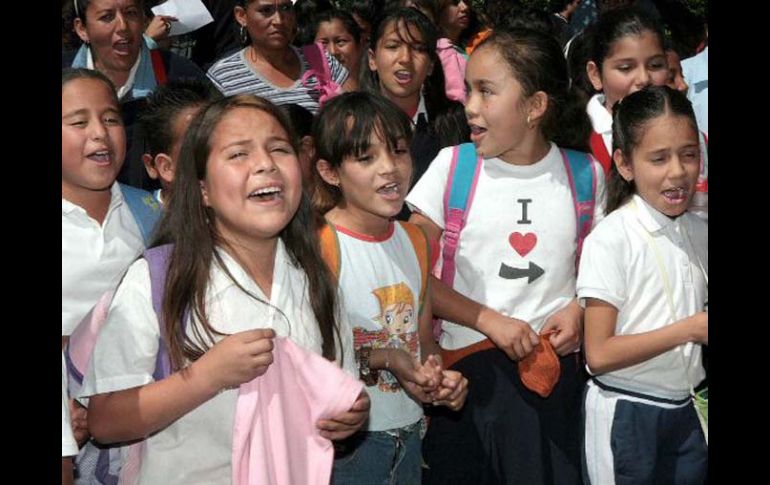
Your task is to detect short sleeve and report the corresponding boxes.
[576,220,628,310]
[405,146,455,229]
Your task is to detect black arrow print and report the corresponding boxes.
[498,261,544,284]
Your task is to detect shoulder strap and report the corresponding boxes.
[441,143,482,287]
[143,244,176,380]
[319,223,342,282]
[120,184,163,246]
[398,221,430,316]
[150,49,168,86]
[560,149,597,269]
[302,43,332,83]
[589,131,612,179]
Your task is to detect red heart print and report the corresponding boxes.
[509,232,537,257]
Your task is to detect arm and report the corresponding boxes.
[583,298,708,375]
[88,328,275,444]
[541,298,583,356]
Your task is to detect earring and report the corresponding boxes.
[240,25,249,45]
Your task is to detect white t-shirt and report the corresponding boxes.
[81,240,355,484]
[332,222,425,431]
[576,195,707,401]
[406,143,606,350]
[62,184,145,336]
[62,352,79,458]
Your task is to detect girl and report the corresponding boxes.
[406,28,606,484]
[435,0,480,103]
[585,7,669,177]
[81,95,370,484]
[313,91,468,484]
[578,85,708,484]
[361,7,469,217]
[313,9,364,91]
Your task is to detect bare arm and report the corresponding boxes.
[584,298,708,375]
[89,329,275,443]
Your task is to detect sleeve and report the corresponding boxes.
[576,219,628,311]
[326,49,349,86]
[404,146,455,230]
[62,352,79,458]
[80,259,162,398]
[591,156,608,229]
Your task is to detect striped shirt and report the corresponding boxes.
[207,46,348,114]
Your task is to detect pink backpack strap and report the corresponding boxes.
[560,149,598,271]
[300,43,342,107]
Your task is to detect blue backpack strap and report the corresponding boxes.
[560,149,597,268]
[120,183,162,246]
[143,244,177,380]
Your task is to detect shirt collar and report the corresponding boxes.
[85,46,141,100]
[587,94,613,135]
[412,93,428,126]
[630,194,677,234]
[62,183,123,217]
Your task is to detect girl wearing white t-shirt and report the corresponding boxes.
[407,28,606,484]
[313,91,468,484]
[82,95,370,484]
[577,86,707,484]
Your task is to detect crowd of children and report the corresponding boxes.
[62,1,708,483]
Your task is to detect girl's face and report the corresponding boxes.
[74,0,145,75]
[615,113,700,217]
[315,19,361,76]
[323,128,413,224]
[201,107,302,243]
[439,1,470,39]
[236,0,296,51]
[62,78,126,197]
[368,20,433,107]
[665,50,688,94]
[588,30,668,112]
[465,46,534,163]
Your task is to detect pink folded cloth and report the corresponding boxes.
[232,337,364,485]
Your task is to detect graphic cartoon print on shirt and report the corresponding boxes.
[499,198,545,283]
[353,282,420,392]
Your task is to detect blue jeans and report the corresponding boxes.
[332,421,422,485]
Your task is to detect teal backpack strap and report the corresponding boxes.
[120,183,162,246]
[560,149,597,269]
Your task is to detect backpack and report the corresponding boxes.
[119,183,162,246]
[300,42,344,109]
[65,245,177,485]
[434,143,598,338]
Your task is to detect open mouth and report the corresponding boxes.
[87,149,112,165]
[661,187,688,204]
[376,181,402,200]
[248,186,283,202]
[113,39,133,55]
[394,70,413,85]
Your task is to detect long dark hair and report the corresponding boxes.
[606,85,698,213]
[589,7,665,71]
[153,94,342,369]
[361,7,468,147]
[474,27,592,151]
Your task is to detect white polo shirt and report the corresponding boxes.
[406,143,606,350]
[62,184,145,336]
[587,93,613,156]
[577,195,707,401]
[81,240,355,484]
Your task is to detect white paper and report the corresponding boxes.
[151,0,214,37]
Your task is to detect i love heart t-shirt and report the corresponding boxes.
[406,142,606,350]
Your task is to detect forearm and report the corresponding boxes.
[586,317,698,375]
[88,362,218,443]
[431,275,490,333]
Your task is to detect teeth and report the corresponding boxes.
[250,186,281,196]
[94,150,108,156]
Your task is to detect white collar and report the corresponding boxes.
[587,94,613,135]
[628,194,678,234]
[62,183,124,217]
[412,93,428,125]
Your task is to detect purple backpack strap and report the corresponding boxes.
[143,244,175,380]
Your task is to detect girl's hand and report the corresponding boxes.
[478,311,539,360]
[69,399,90,448]
[541,299,583,355]
[193,328,276,393]
[145,15,178,41]
[387,349,439,403]
[317,391,370,440]
[688,312,708,345]
[431,369,469,411]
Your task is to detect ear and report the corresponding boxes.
[200,180,211,207]
[368,48,378,72]
[587,60,604,92]
[316,159,340,187]
[74,18,90,44]
[233,5,247,28]
[527,91,549,124]
[613,148,634,182]
[142,153,159,180]
[300,135,316,163]
[154,153,176,185]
